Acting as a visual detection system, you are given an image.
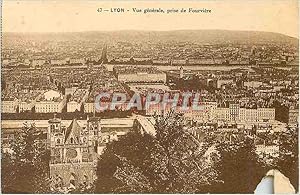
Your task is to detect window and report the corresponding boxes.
[70,137,74,144]
[57,138,60,144]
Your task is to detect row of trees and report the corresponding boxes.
[1,113,298,193]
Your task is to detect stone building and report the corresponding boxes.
[48,116,101,190]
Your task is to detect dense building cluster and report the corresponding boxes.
[2,31,298,68]
[1,31,298,192]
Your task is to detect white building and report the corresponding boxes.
[19,101,35,112]
[215,107,230,122]
[35,90,66,113]
[216,104,275,123]
[1,99,18,113]
[84,102,95,113]
[257,108,275,121]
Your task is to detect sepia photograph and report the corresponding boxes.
[1,0,299,193]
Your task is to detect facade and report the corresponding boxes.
[1,99,18,113]
[67,101,82,113]
[35,90,66,113]
[229,103,240,122]
[215,107,230,122]
[216,105,275,123]
[288,109,299,125]
[257,108,276,121]
[35,98,66,113]
[241,108,258,122]
[84,102,95,113]
[49,117,101,189]
[19,100,35,112]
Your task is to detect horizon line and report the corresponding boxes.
[2,28,298,39]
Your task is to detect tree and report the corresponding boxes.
[273,128,298,191]
[152,112,218,193]
[1,122,50,193]
[1,150,15,193]
[212,138,267,193]
[95,131,156,193]
[95,112,218,193]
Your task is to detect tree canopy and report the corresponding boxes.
[95,113,218,193]
[1,122,50,193]
[212,139,267,193]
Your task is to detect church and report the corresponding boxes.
[48,116,102,190]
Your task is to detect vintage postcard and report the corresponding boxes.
[1,0,299,193]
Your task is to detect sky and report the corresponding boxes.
[2,0,299,38]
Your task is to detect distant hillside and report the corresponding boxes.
[3,30,298,45]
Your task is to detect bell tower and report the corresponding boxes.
[87,116,101,152]
[48,116,65,148]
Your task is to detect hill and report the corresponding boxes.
[3,30,298,45]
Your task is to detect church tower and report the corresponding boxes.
[49,117,100,190]
[87,116,102,153]
[48,117,65,148]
